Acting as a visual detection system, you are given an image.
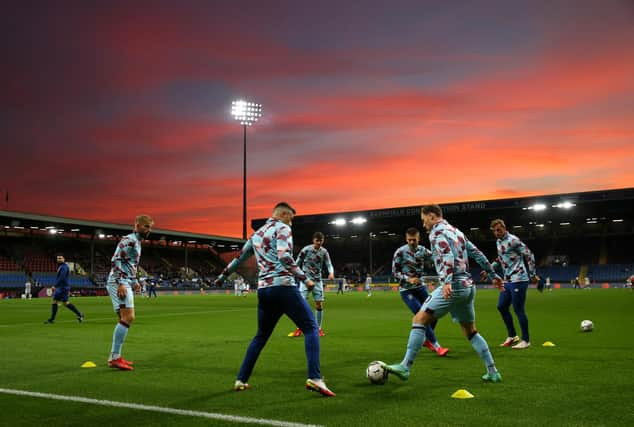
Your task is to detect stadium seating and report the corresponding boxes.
[0,272,27,287]
[587,264,634,282]
[0,255,21,271]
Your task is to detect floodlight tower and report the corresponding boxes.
[231,100,262,240]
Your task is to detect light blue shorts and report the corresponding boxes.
[300,281,324,302]
[106,281,135,312]
[421,285,476,323]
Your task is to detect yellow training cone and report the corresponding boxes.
[542,341,556,347]
[81,361,97,368]
[451,389,474,399]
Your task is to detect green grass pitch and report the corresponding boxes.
[1,289,632,426]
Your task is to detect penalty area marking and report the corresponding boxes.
[0,388,323,427]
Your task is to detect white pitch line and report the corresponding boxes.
[0,308,252,328]
[0,388,323,427]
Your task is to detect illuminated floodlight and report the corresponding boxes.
[612,219,623,223]
[470,227,479,231]
[351,217,367,225]
[513,225,523,229]
[98,233,105,239]
[49,228,57,234]
[231,98,263,240]
[552,201,576,209]
[526,203,547,211]
[329,218,347,226]
[231,100,263,126]
[560,222,571,226]
[586,220,598,224]
[30,226,39,230]
[536,224,545,228]
[71,228,80,232]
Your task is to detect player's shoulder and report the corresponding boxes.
[276,221,292,233]
[120,233,135,242]
[507,233,522,244]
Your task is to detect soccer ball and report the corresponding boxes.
[580,320,594,332]
[366,361,388,385]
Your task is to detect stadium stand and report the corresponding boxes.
[0,211,241,297]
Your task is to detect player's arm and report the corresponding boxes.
[111,237,135,282]
[490,256,500,273]
[515,239,537,280]
[56,264,69,287]
[467,240,502,289]
[431,234,455,298]
[324,250,335,279]
[418,247,433,284]
[114,238,140,298]
[295,247,306,269]
[481,256,499,281]
[392,250,406,282]
[215,240,254,285]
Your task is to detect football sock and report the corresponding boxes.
[469,332,497,374]
[50,304,58,320]
[401,323,427,368]
[66,303,82,317]
[111,321,130,356]
[316,309,323,328]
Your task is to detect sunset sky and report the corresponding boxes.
[2,1,634,237]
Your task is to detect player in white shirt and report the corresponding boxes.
[24,279,32,300]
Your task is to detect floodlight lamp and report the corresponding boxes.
[49,228,57,234]
[232,99,262,126]
[351,217,367,225]
[529,203,547,211]
[330,218,347,226]
[552,201,575,209]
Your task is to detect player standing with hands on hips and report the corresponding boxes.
[106,214,154,371]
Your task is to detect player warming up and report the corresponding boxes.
[482,219,537,349]
[106,214,154,371]
[288,231,334,337]
[383,205,504,383]
[44,255,84,324]
[392,227,449,356]
[215,202,335,397]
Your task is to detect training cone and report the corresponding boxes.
[451,389,474,399]
[81,361,97,368]
[542,341,556,347]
